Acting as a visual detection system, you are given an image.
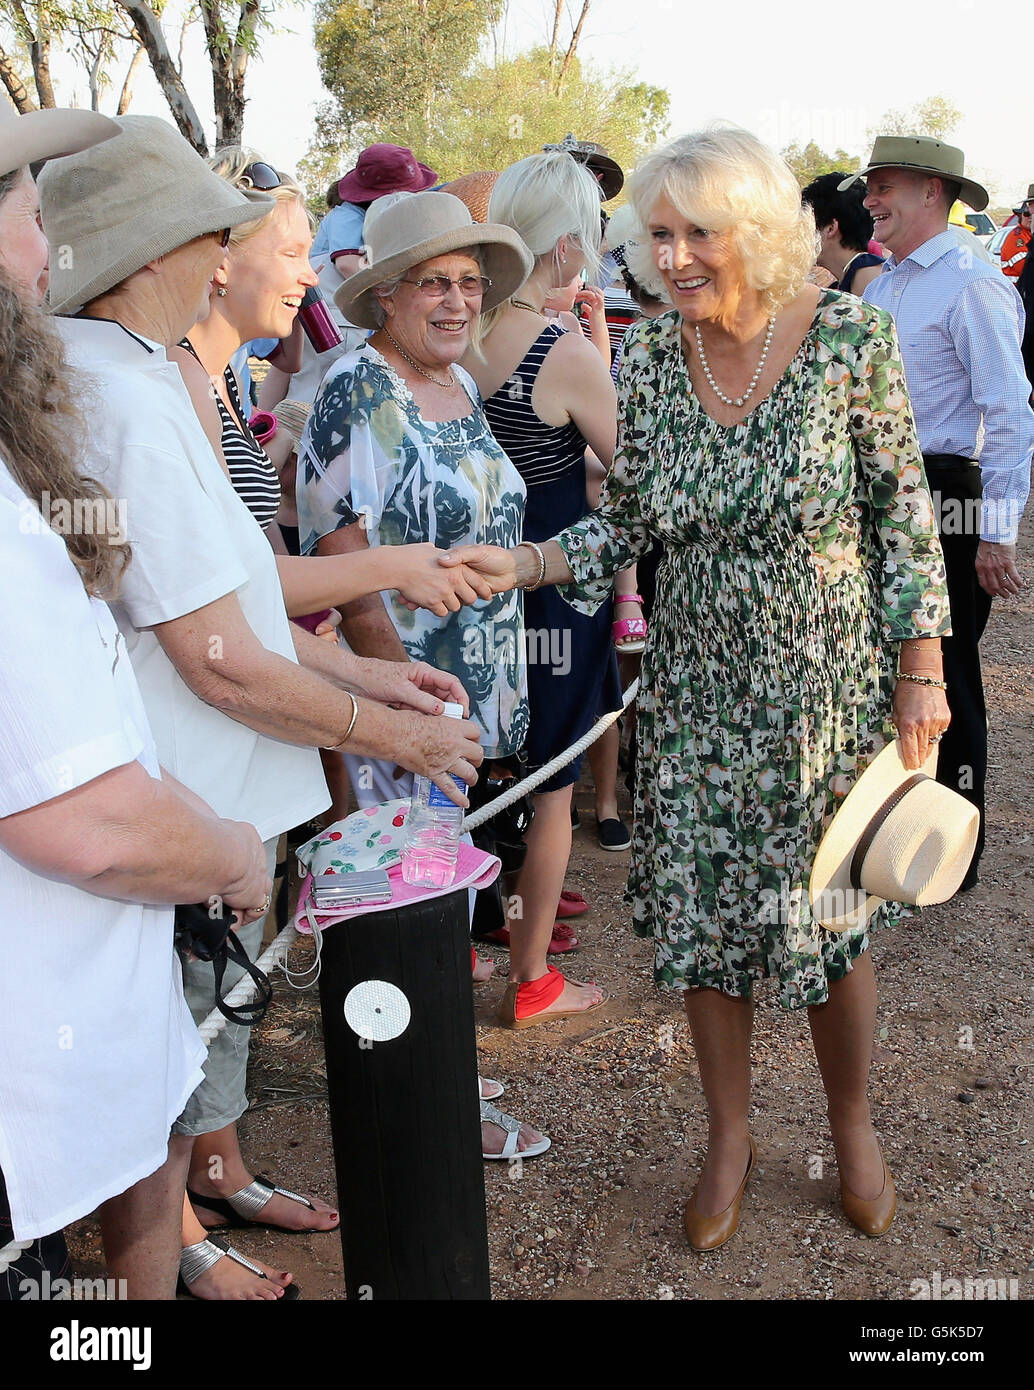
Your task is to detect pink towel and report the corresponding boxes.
[293,842,501,934]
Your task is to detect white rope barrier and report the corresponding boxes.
[461,676,640,832]
[195,676,641,1047]
[0,1238,32,1273]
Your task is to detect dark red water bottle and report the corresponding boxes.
[298,285,342,353]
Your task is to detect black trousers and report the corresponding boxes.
[924,455,993,882]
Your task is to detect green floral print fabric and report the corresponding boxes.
[555,292,951,1009]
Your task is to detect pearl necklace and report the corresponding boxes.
[693,316,776,408]
[383,329,458,390]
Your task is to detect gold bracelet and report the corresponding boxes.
[517,541,546,592]
[333,691,359,748]
[896,671,946,689]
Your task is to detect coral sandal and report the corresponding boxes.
[497,965,606,1029]
[612,593,647,654]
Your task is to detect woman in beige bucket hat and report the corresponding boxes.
[0,104,276,1301]
[38,119,485,1298]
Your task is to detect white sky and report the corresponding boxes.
[63,0,1031,209]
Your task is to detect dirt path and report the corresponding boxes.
[68,515,1034,1302]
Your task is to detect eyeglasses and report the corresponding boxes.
[398,274,492,298]
[218,227,232,248]
[241,162,283,191]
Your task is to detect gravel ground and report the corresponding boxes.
[66,513,1034,1303]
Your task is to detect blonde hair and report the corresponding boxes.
[480,151,602,338]
[628,126,817,316]
[207,147,314,241]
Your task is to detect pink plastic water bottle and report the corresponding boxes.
[400,702,466,889]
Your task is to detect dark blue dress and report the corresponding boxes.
[483,324,622,792]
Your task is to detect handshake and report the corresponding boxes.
[393,542,524,614]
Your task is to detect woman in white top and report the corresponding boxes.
[39,116,484,1299]
[0,104,269,1302]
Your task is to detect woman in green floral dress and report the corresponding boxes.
[444,128,952,1247]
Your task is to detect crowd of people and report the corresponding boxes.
[1,93,1031,1298]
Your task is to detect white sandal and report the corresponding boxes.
[480,1099,551,1160]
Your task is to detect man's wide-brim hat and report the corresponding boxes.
[543,134,624,201]
[839,136,988,212]
[0,98,118,180]
[333,190,534,330]
[810,740,979,931]
[39,114,273,316]
[336,143,438,205]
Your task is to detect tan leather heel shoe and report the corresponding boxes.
[841,1157,896,1236]
[682,1137,757,1252]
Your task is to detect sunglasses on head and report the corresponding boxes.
[241,161,283,191]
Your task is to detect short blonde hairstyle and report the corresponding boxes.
[207,147,314,242]
[628,126,817,315]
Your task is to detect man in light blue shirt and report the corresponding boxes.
[847,136,1034,888]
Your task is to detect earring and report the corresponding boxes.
[216,286,227,298]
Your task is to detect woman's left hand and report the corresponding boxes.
[344,655,470,717]
[892,679,951,770]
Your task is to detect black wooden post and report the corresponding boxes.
[316,887,490,1300]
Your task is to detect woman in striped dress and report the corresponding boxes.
[170,150,494,626]
[464,152,625,1028]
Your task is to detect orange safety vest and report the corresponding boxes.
[1000,225,1030,278]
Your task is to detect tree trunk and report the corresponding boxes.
[0,45,37,112]
[115,1,210,153]
[88,45,104,111]
[199,0,258,149]
[548,0,562,71]
[557,0,590,92]
[227,0,261,147]
[117,42,145,115]
[10,1,56,107]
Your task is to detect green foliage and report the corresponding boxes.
[314,0,500,137]
[781,140,860,187]
[869,95,961,143]
[302,34,670,201]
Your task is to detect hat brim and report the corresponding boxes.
[44,187,274,316]
[582,154,624,202]
[0,107,120,180]
[337,162,438,205]
[334,222,534,329]
[809,739,938,931]
[839,164,989,213]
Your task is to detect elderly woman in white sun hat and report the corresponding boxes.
[39,118,483,1300]
[0,102,271,1302]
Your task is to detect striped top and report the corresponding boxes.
[482,324,587,491]
[180,339,281,532]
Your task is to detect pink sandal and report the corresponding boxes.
[613,593,647,654]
